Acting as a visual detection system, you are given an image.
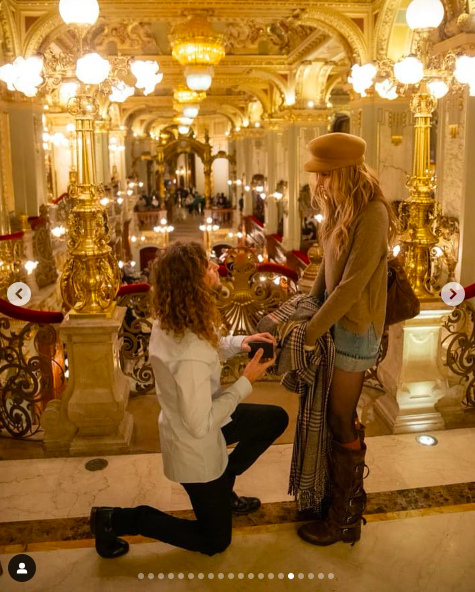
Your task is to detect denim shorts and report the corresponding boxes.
[331,321,381,372]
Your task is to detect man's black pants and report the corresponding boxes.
[111,403,289,556]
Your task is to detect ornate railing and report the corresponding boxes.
[210,208,235,227]
[135,210,164,231]
[243,215,266,249]
[218,249,299,335]
[442,300,475,408]
[30,205,58,289]
[117,283,155,396]
[0,301,66,439]
[114,249,300,393]
[0,231,25,298]
[218,248,299,383]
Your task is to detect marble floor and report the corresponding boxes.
[0,381,390,461]
[2,428,475,524]
[1,511,475,592]
[1,428,475,591]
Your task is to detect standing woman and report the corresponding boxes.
[298,133,397,546]
[90,241,288,558]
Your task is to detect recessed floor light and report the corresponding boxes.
[416,435,438,446]
[85,459,109,471]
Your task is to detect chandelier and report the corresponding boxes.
[170,15,225,92]
[0,0,163,102]
[349,0,475,299]
[173,85,206,119]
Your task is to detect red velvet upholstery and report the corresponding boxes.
[248,215,264,228]
[53,193,68,205]
[256,263,299,283]
[117,283,151,297]
[465,282,475,301]
[291,250,310,265]
[218,265,230,277]
[0,297,64,324]
[0,231,24,242]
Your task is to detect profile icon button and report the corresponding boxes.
[8,554,36,582]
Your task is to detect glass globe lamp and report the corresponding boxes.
[406,0,444,31]
[375,79,398,100]
[427,79,449,99]
[178,125,190,135]
[348,63,377,95]
[183,104,200,119]
[185,65,214,91]
[76,53,110,85]
[59,0,100,26]
[394,56,424,85]
[454,56,475,85]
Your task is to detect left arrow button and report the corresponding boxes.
[7,282,32,307]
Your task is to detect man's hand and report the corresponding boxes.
[241,332,276,353]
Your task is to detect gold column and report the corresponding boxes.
[157,145,165,197]
[60,94,121,316]
[204,161,212,208]
[0,112,14,235]
[399,82,438,299]
[204,130,212,209]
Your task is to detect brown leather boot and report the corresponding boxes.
[297,441,367,546]
[356,423,365,445]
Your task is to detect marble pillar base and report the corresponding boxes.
[69,412,134,457]
[375,303,450,434]
[375,391,445,434]
[42,306,133,457]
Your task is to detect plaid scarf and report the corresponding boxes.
[257,295,335,512]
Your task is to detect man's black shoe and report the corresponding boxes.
[231,492,261,515]
[90,507,129,559]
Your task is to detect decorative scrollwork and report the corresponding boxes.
[32,205,58,289]
[0,235,25,299]
[441,301,475,408]
[118,290,154,395]
[0,318,66,438]
[217,247,298,336]
[218,247,297,382]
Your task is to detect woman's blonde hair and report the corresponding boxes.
[152,241,222,349]
[311,163,398,257]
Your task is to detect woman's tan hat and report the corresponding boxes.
[304,132,366,173]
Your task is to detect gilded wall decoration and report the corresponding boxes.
[0,112,15,221]
[388,111,407,146]
[87,20,160,54]
[374,0,401,61]
[0,0,19,59]
[439,0,470,38]
[300,9,369,63]
[224,19,316,56]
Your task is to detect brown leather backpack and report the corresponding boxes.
[385,257,421,326]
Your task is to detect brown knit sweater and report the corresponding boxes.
[306,200,389,345]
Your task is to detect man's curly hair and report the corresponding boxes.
[152,241,222,349]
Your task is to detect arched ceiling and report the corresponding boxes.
[3,0,381,126]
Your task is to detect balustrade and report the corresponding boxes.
[0,302,66,439]
[0,232,25,299]
[3,240,474,443]
[442,300,475,409]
